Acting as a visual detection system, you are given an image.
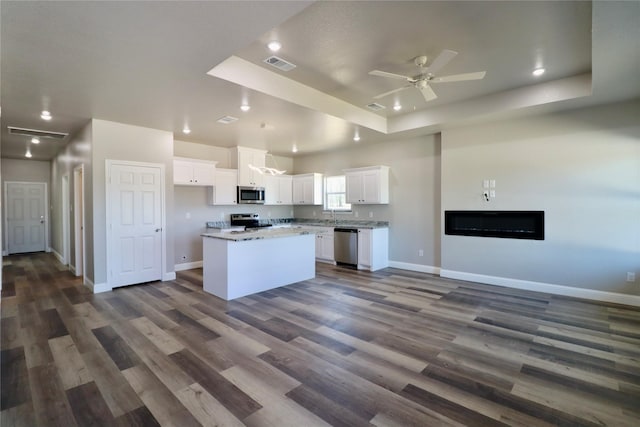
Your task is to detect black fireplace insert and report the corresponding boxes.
[445,211,544,240]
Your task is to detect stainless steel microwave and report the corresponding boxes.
[237,186,265,204]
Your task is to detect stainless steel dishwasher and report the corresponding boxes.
[334,228,358,267]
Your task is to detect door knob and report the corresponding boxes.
[155,228,162,232]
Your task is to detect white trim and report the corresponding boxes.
[389,260,441,275]
[51,248,64,264]
[70,264,77,275]
[163,272,176,281]
[440,269,640,308]
[85,277,112,294]
[106,160,167,289]
[175,261,203,271]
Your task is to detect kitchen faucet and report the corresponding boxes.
[332,209,337,225]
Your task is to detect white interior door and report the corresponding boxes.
[74,166,85,277]
[62,175,70,265]
[5,182,47,254]
[108,162,163,287]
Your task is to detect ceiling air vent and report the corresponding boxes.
[366,102,386,111]
[8,126,68,140]
[216,115,238,124]
[263,55,296,72]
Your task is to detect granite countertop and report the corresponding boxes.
[291,219,389,229]
[205,218,389,231]
[202,226,321,242]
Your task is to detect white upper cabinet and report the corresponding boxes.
[231,147,267,187]
[292,173,323,205]
[209,168,238,205]
[173,157,217,186]
[265,174,293,205]
[344,165,389,204]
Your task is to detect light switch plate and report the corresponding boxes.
[483,180,489,188]
[490,179,496,188]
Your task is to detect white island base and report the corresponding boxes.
[202,233,315,300]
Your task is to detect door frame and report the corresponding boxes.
[105,159,167,289]
[61,174,70,265]
[3,181,49,255]
[73,165,86,282]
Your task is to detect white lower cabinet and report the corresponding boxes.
[357,228,389,271]
[315,229,334,262]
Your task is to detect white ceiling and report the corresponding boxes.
[1,1,639,161]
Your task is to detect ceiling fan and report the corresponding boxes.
[369,50,486,102]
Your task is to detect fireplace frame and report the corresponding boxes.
[444,210,545,240]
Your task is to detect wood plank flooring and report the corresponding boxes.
[2,252,639,426]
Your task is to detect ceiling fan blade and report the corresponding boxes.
[431,71,486,83]
[369,70,412,81]
[373,84,412,99]
[424,49,458,74]
[420,85,437,102]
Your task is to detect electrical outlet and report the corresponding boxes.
[313,210,317,216]
[490,179,496,188]
[369,212,373,218]
[483,180,489,189]
[354,211,359,218]
[490,190,496,198]
[627,272,636,282]
[418,249,424,257]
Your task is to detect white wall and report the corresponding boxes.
[51,121,94,280]
[293,135,441,271]
[91,119,174,286]
[1,158,52,253]
[441,100,640,295]
[173,186,293,266]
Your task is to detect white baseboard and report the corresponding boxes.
[69,265,77,275]
[84,277,111,294]
[51,249,64,264]
[388,260,440,275]
[174,261,203,271]
[440,269,640,308]
[163,272,177,281]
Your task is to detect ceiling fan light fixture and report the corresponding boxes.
[31,137,40,144]
[25,148,32,158]
[393,103,402,111]
[40,110,52,120]
[533,68,545,76]
[240,104,251,112]
[182,126,191,134]
[353,134,360,142]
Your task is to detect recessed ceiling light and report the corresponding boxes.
[31,137,40,144]
[268,41,282,52]
[240,104,251,112]
[353,134,360,142]
[25,148,32,158]
[292,145,298,153]
[393,103,402,111]
[41,110,52,120]
[533,68,545,76]
[182,126,191,134]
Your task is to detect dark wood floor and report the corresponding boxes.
[2,253,639,426]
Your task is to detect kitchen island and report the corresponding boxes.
[201,227,318,300]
